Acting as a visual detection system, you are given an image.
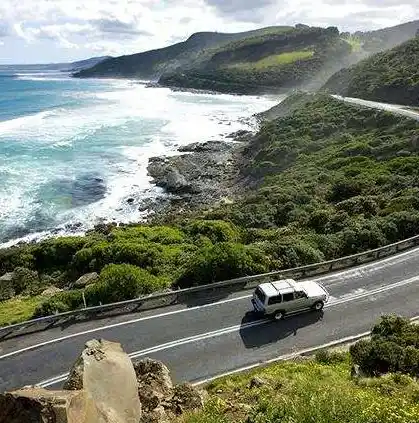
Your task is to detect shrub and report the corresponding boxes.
[350,316,419,377]
[31,237,87,271]
[11,267,40,295]
[175,242,269,288]
[0,248,35,274]
[33,290,84,318]
[85,264,165,305]
[184,220,241,243]
[263,240,325,269]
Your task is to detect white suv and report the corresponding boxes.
[252,279,330,320]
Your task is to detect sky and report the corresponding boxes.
[0,0,418,64]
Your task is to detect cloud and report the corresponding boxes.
[91,19,151,36]
[0,0,418,63]
[204,0,277,22]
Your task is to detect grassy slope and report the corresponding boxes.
[323,37,419,106]
[182,356,419,423]
[228,50,315,70]
[159,27,353,94]
[74,27,293,79]
[2,94,419,324]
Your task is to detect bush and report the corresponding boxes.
[31,237,87,271]
[85,264,165,305]
[175,242,269,288]
[33,291,84,318]
[350,316,419,377]
[12,267,40,295]
[184,220,241,243]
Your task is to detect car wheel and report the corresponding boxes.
[273,311,284,320]
[313,301,324,311]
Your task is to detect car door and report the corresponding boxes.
[281,292,295,312]
[292,290,311,311]
[266,294,282,314]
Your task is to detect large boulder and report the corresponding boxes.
[134,359,173,402]
[72,273,99,289]
[64,339,141,423]
[0,388,98,423]
[0,272,15,301]
[133,358,203,422]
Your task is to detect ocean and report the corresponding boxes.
[0,66,278,247]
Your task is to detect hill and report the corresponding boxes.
[73,27,293,79]
[322,37,419,105]
[354,19,419,53]
[158,26,357,94]
[73,20,419,94]
[61,56,112,72]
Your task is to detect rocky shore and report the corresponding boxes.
[145,130,253,218]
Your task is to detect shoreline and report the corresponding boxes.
[0,122,262,250]
[0,77,278,249]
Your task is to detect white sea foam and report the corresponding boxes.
[0,80,278,247]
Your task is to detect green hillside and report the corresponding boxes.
[74,27,294,79]
[323,37,419,105]
[158,26,354,94]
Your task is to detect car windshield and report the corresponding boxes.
[255,287,266,304]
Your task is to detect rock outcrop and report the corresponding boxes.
[134,358,203,423]
[64,339,142,423]
[0,388,98,423]
[72,272,99,289]
[1,341,203,423]
[147,140,241,218]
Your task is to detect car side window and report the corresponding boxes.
[268,295,282,305]
[295,291,307,299]
[282,292,294,302]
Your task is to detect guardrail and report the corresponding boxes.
[1,233,419,341]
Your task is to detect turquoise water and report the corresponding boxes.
[0,66,277,246]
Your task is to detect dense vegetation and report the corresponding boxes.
[1,94,419,322]
[159,26,355,94]
[323,37,419,106]
[351,315,419,376]
[74,27,294,79]
[180,317,419,423]
[74,20,419,96]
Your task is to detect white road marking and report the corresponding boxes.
[0,294,253,361]
[36,275,419,388]
[3,245,419,361]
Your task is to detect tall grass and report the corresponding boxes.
[180,359,419,423]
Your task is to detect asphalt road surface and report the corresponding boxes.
[1,245,419,391]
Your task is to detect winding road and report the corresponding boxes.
[1,244,419,392]
[1,95,419,393]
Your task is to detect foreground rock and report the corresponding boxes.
[134,358,204,423]
[0,388,98,423]
[0,341,203,423]
[64,339,142,422]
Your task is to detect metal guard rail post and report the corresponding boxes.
[1,234,419,341]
